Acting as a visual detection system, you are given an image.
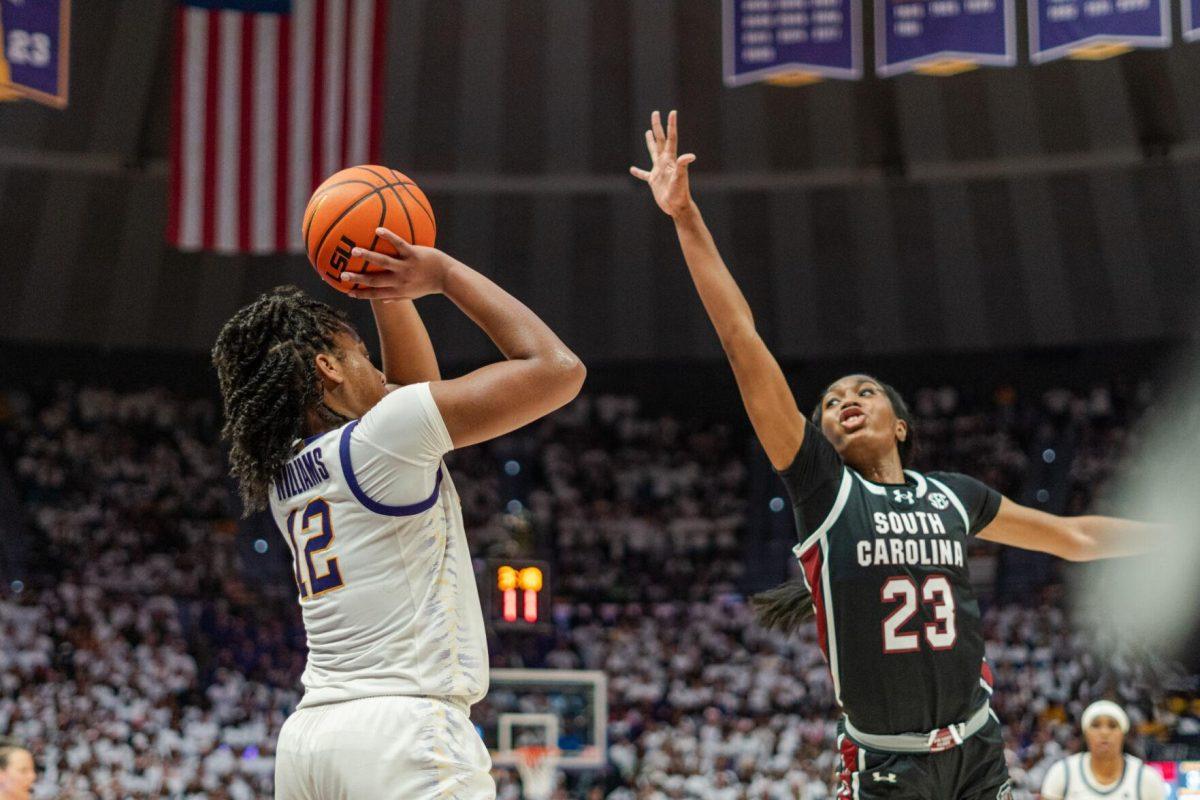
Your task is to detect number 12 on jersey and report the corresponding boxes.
[285,498,346,600]
[881,574,957,653]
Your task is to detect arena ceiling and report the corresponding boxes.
[0,0,1197,362]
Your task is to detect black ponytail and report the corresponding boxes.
[751,578,817,632]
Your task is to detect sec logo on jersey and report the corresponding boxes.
[929,492,950,510]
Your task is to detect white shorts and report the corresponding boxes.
[275,695,495,800]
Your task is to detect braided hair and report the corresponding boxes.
[752,376,916,633]
[212,286,354,514]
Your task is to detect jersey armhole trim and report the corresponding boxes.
[1062,757,1071,797]
[794,468,852,557]
[926,475,971,534]
[1136,761,1144,800]
[340,420,443,516]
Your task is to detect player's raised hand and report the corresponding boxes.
[629,109,698,218]
[343,227,451,301]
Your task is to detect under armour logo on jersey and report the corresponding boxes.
[929,492,949,510]
[873,773,898,784]
[892,489,915,505]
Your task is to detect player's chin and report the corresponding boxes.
[840,430,890,459]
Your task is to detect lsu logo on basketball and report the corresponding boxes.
[330,235,356,273]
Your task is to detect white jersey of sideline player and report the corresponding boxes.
[1041,753,1166,800]
[268,382,487,707]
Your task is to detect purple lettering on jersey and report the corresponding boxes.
[275,447,331,502]
[300,453,319,490]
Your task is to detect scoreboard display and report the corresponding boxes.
[1149,761,1200,798]
[486,559,551,630]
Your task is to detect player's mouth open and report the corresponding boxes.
[840,407,866,430]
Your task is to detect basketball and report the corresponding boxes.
[302,165,437,293]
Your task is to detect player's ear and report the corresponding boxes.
[895,417,908,444]
[314,352,345,388]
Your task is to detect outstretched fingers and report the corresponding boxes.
[651,110,666,151]
[629,166,651,181]
[644,129,658,164]
[666,110,678,159]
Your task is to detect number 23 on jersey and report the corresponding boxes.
[285,498,346,600]
[881,574,957,653]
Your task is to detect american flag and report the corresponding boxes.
[168,0,387,254]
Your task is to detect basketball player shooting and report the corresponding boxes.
[212,231,585,800]
[631,110,1161,799]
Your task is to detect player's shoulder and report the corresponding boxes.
[1059,752,1085,786]
[1127,753,1157,781]
[353,381,444,447]
[921,469,969,486]
[921,470,996,502]
[364,381,435,420]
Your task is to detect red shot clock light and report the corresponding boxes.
[489,560,551,629]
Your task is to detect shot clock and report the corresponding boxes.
[487,559,551,630]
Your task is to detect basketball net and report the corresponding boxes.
[514,745,559,800]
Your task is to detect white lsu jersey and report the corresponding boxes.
[267,382,488,710]
[1041,753,1166,800]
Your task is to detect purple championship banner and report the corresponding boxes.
[723,0,863,85]
[1028,0,1169,62]
[0,0,69,107]
[1183,0,1200,40]
[876,0,1016,76]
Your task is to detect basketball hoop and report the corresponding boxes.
[513,745,560,800]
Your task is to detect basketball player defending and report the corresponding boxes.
[1041,701,1166,800]
[212,231,585,800]
[632,111,1160,799]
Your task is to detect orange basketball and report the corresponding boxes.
[302,165,437,294]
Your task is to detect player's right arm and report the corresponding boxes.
[631,110,806,471]
[345,234,586,448]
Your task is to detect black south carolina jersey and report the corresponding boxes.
[779,421,1001,736]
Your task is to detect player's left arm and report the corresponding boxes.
[369,230,441,385]
[977,497,1162,561]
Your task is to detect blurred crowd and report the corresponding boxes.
[0,378,1191,799]
[491,594,1194,800]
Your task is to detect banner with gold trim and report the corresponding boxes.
[0,0,69,108]
[1029,0,1168,63]
[876,0,1016,76]
[724,0,863,85]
